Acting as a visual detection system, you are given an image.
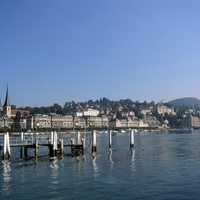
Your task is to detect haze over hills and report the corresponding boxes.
[168,97,200,108]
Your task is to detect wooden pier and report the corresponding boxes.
[0,130,136,161]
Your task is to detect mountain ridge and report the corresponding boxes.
[168,97,200,107]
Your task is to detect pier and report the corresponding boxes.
[0,130,136,161]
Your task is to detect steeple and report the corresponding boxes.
[4,86,10,107]
[0,95,2,112]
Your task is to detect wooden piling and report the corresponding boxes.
[81,138,85,151]
[59,138,64,156]
[109,130,112,149]
[20,147,24,159]
[49,144,54,157]
[24,147,28,159]
[76,131,81,145]
[53,131,58,156]
[92,130,97,153]
[3,132,11,160]
[34,136,39,158]
[130,129,135,148]
[20,132,24,159]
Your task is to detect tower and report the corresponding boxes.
[0,96,2,112]
[3,86,12,118]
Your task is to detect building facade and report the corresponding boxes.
[157,105,176,115]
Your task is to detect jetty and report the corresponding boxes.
[0,130,136,161]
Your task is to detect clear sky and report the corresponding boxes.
[1,0,200,106]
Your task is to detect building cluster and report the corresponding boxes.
[2,87,200,131]
[26,113,109,130]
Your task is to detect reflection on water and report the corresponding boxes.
[129,148,136,173]
[1,131,200,200]
[92,152,99,179]
[50,159,59,185]
[108,149,114,168]
[1,161,12,195]
[130,148,135,162]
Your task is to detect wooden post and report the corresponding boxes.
[109,130,112,149]
[76,131,81,145]
[49,144,54,157]
[3,132,11,160]
[50,131,54,145]
[81,138,85,150]
[20,146,23,159]
[53,131,58,156]
[71,138,75,145]
[3,133,7,159]
[130,129,135,148]
[21,132,24,142]
[34,135,39,158]
[60,138,64,156]
[24,147,28,159]
[20,132,24,159]
[92,130,97,153]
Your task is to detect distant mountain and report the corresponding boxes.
[168,97,200,108]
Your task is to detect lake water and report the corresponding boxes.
[1,130,200,200]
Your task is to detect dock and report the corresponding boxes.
[0,130,136,161]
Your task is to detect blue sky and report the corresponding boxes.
[1,0,200,106]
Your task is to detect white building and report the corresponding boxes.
[157,105,176,115]
[76,108,99,117]
[83,108,99,117]
[27,114,74,130]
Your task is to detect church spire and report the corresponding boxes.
[4,85,10,107]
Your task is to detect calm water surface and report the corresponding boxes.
[1,130,200,200]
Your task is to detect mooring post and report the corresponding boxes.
[53,131,58,157]
[76,131,81,145]
[34,134,39,158]
[81,138,85,150]
[3,132,11,160]
[71,138,75,145]
[21,132,24,142]
[130,129,135,149]
[60,137,64,156]
[20,146,23,159]
[20,132,24,159]
[92,130,97,153]
[109,130,112,149]
[24,147,28,159]
[50,131,54,145]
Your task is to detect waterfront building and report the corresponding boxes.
[87,116,109,128]
[51,115,73,129]
[74,116,87,129]
[27,114,74,130]
[138,120,149,128]
[189,115,200,129]
[0,116,14,129]
[27,114,51,130]
[144,115,161,128]
[110,119,139,129]
[127,119,139,128]
[0,117,6,128]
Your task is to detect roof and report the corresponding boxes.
[3,86,10,107]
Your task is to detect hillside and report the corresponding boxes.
[168,97,200,107]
